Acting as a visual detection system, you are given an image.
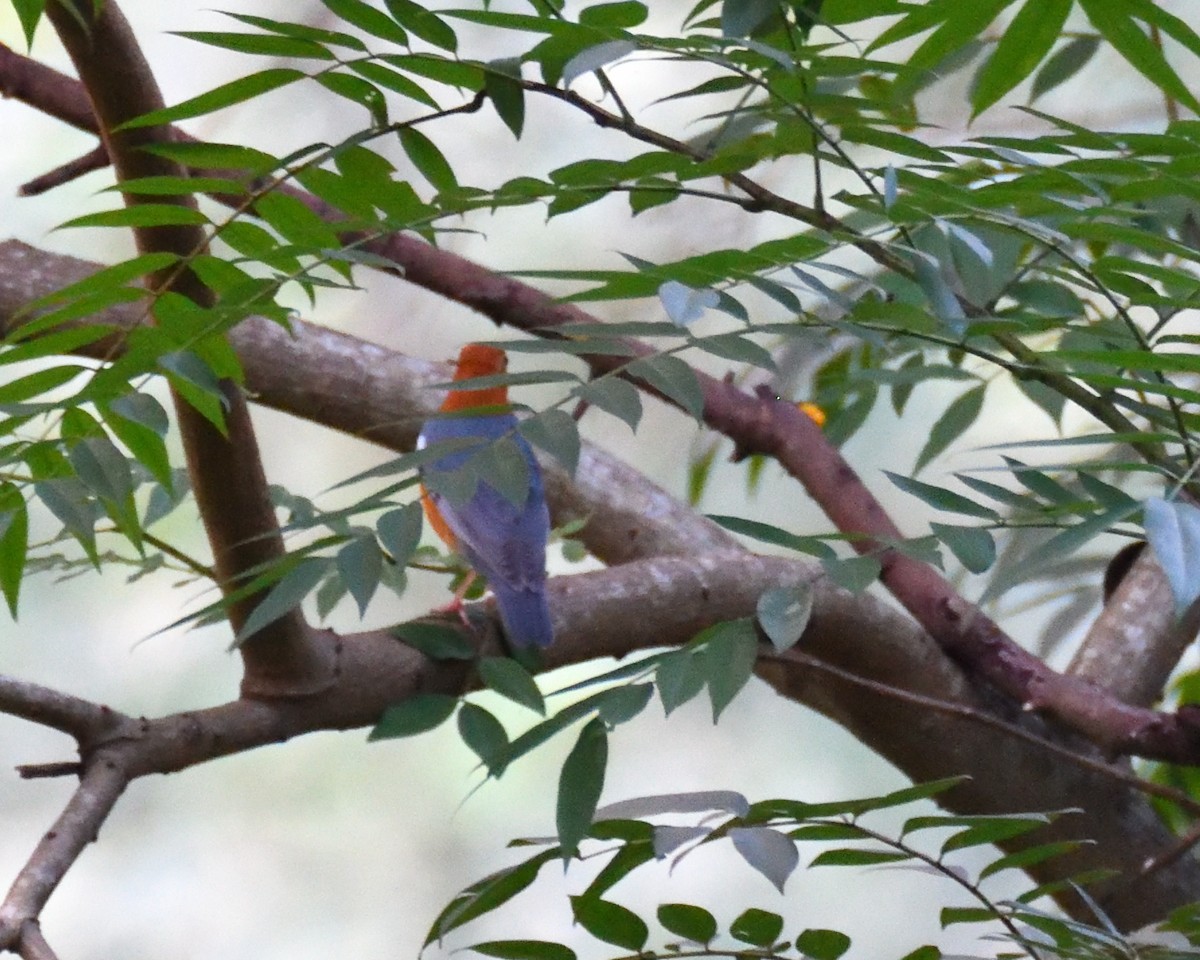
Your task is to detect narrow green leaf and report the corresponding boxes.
[60,204,210,230]
[626,354,705,420]
[730,908,784,947]
[391,621,476,660]
[701,618,759,722]
[120,69,305,128]
[377,502,423,567]
[321,0,409,44]
[656,650,706,715]
[1030,35,1101,102]
[1078,0,1200,113]
[886,472,999,520]
[597,683,653,726]
[11,0,44,48]
[820,555,881,593]
[370,692,458,740]
[384,0,458,50]
[399,127,459,194]
[657,903,717,944]
[0,365,84,405]
[971,0,1072,116]
[519,410,580,476]
[35,478,99,563]
[578,378,642,430]
[915,384,986,473]
[69,435,134,504]
[485,59,525,137]
[570,897,648,952]
[0,485,28,617]
[470,942,575,960]
[458,702,510,775]
[810,848,911,867]
[930,523,995,574]
[234,556,330,643]
[337,531,383,616]
[479,657,545,714]
[978,840,1084,880]
[173,30,336,59]
[425,851,558,946]
[558,718,608,859]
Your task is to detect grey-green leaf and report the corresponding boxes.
[755,583,813,652]
[557,718,608,859]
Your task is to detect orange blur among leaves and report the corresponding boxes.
[797,402,826,428]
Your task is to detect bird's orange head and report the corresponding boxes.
[441,343,509,411]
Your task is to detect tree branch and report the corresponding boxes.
[41,1,331,697]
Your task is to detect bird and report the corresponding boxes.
[417,343,555,648]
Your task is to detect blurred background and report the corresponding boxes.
[0,2,1190,957]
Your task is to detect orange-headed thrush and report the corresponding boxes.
[417,344,554,648]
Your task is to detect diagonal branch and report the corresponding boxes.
[39,2,331,697]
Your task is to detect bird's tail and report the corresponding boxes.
[495,586,555,648]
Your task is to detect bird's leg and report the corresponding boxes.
[432,570,479,630]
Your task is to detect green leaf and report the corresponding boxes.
[558,718,608,859]
[69,435,134,505]
[369,692,458,740]
[914,384,985,474]
[391,621,476,659]
[1078,0,1200,114]
[1030,35,1101,102]
[970,0,1072,116]
[810,848,911,867]
[730,908,784,947]
[597,683,654,726]
[458,702,510,775]
[930,523,995,574]
[656,650,706,715]
[756,583,813,652]
[519,410,580,476]
[562,40,638,88]
[377,503,423,567]
[60,204,210,230]
[570,897,648,952]
[11,0,44,47]
[384,0,458,50]
[796,929,852,960]
[1145,497,1200,614]
[978,840,1084,880]
[425,851,558,946]
[707,515,837,558]
[235,557,331,644]
[470,942,575,960]
[626,354,705,420]
[321,0,409,44]
[35,478,98,563]
[485,59,525,138]
[399,127,459,194]
[885,472,999,520]
[120,69,305,128]
[174,30,336,60]
[316,72,388,126]
[820,555,881,593]
[701,618,759,722]
[657,903,717,944]
[479,657,546,714]
[336,531,383,616]
[578,378,642,430]
[0,485,29,617]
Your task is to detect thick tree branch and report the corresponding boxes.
[40,2,330,697]
[0,240,738,565]
[2,554,1197,933]
[1071,546,1200,706]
